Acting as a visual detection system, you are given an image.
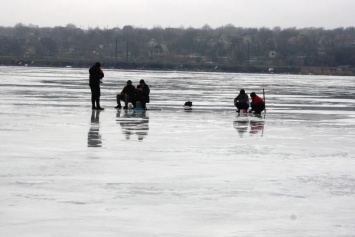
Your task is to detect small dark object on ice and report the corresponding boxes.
[184,101,192,107]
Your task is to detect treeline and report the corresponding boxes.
[1,23,355,72]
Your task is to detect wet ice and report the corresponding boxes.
[1,66,355,236]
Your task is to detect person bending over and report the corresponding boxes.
[249,92,265,114]
[234,89,249,113]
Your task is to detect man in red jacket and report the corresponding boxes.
[249,92,265,114]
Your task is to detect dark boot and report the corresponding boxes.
[96,100,104,110]
[115,94,122,109]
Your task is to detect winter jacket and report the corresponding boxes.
[235,93,249,103]
[89,65,104,87]
[251,95,264,105]
[121,85,136,98]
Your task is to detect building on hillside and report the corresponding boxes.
[148,39,169,59]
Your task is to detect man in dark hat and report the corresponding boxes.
[89,62,104,110]
[115,80,136,109]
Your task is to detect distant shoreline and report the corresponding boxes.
[1,57,354,76]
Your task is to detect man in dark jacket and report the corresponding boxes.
[89,62,104,110]
[234,89,249,113]
[115,80,136,109]
[137,79,150,110]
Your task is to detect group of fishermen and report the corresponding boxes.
[114,79,150,110]
[89,62,265,114]
[89,62,150,110]
[234,89,265,114]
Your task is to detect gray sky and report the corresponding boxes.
[2,0,354,29]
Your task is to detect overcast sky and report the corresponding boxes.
[2,0,354,29]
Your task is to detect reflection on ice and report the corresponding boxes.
[234,119,249,137]
[234,114,265,137]
[116,110,149,141]
[250,119,265,135]
[88,110,102,147]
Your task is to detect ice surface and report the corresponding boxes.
[1,66,355,236]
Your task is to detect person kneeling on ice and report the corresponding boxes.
[135,79,150,110]
[249,92,265,114]
[234,89,249,113]
[115,80,136,109]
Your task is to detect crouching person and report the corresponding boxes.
[115,80,136,109]
[234,89,249,113]
[249,92,265,114]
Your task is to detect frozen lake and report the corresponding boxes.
[1,66,355,236]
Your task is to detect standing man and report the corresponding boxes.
[89,62,104,110]
[249,92,265,114]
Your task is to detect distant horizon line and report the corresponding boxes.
[1,23,354,31]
